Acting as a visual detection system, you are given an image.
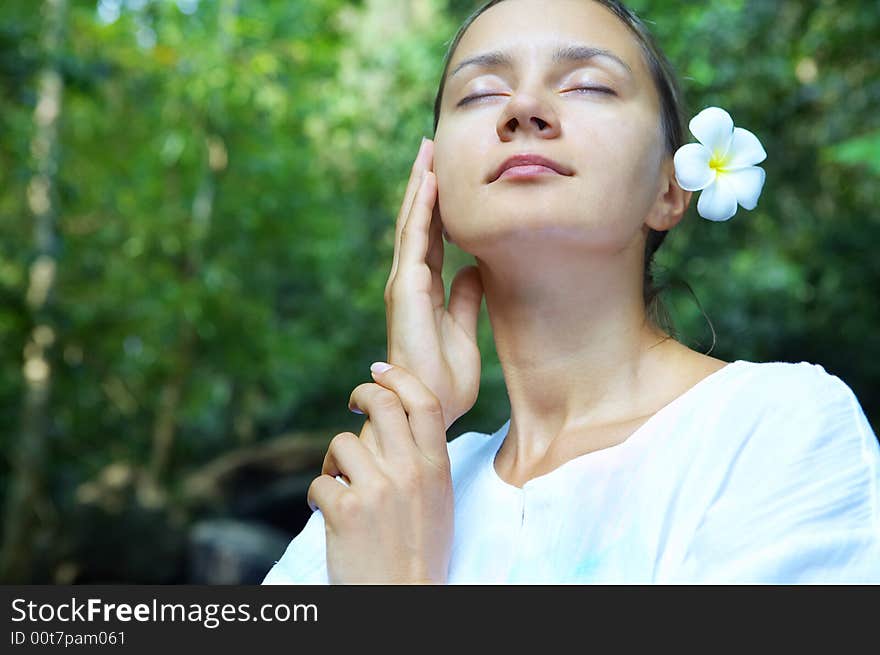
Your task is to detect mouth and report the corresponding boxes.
[490,154,574,183]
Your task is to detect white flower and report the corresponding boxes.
[673,106,767,222]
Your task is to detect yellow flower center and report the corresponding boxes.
[709,149,729,172]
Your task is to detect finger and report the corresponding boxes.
[321,431,384,485]
[307,473,347,514]
[390,138,433,282]
[447,265,484,342]
[368,362,448,468]
[349,381,420,464]
[398,138,433,231]
[398,171,437,273]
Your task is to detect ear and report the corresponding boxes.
[644,157,692,232]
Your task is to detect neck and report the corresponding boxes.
[474,233,686,463]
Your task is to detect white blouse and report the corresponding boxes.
[262,359,880,584]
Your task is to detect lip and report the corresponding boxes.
[489,153,573,183]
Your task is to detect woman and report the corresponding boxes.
[263,0,880,584]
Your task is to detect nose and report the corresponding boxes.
[496,88,561,141]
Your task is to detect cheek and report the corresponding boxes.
[433,128,471,181]
[586,117,662,193]
[432,150,454,213]
[432,148,449,188]
[432,132,452,188]
[433,132,481,211]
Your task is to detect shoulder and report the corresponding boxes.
[707,359,877,481]
[446,422,501,460]
[702,359,871,442]
[667,360,880,582]
[727,359,874,448]
[728,358,853,402]
[446,419,510,487]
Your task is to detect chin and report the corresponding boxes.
[445,216,592,255]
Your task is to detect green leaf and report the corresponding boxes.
[823,129,880,176]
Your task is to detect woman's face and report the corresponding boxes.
[434,0,670,257]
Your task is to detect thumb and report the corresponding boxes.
[448,265,484,341]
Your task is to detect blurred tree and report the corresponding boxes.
[0,0,67,584]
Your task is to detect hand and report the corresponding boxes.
[308,363,454,584]
[382,138,485,431]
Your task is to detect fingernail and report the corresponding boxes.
[371,361,392,375]
[349,405,364,414]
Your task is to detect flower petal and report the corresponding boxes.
[674,143,716,191]
[722,165,766,210]
[724,127,767,169]
[689,106,734,156]
[696,177,738,221]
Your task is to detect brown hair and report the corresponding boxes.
[431,0,708,344]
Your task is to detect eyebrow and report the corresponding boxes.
[448,43,634,82]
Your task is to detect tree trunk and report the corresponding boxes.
[0,0,67,583]
[144,0,235,488]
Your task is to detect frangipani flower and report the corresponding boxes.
[674,106,767,222]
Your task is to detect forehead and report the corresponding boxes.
[449,0,649,82]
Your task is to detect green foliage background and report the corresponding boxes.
[0,0,877,582]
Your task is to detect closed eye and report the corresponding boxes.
[457,93,506,106]
[565,86,615,95]
[458,86,615,106]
